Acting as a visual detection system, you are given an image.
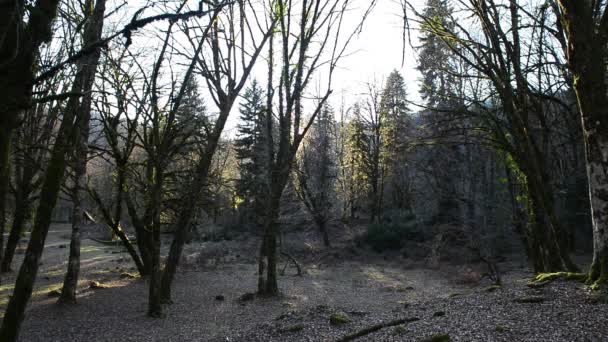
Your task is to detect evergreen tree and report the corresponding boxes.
[379,70,413,214]
[417,0,457,109]
[379,70,410,169]
[417,0,464,225]
[341,105,368,220]
[234,80,267,222]
[295,104,336,246]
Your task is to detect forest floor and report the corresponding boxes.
[2,224,607,342]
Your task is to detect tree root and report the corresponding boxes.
[335,317,420,342]
[587,274,608,291]
[530,272,586,285]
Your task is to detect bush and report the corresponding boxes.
[364,212,420,252]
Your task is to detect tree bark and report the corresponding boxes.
[1,197,32,272]
[0,126,10,280]
[555,0,608,286]
[59,0,107,304]
[0,83,75,342]
[0,1,64,340]
[147,169,164,317]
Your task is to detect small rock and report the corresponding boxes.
[495,325,507,333]
[330,312,351,325]
[119,272,138,279]
[420,334,451,342]
[238,292,255,302]
[215,295,225,301]
[88,281,109,289]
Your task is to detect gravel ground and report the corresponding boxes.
[5,225,607,342]
[14,259,608,342]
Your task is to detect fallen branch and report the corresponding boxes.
[335,317,420,342]
[280,251,303,276]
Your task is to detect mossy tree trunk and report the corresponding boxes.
[557,1,608,287]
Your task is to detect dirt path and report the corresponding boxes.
[0,224,138,312]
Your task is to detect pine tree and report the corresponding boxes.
[343,104,370,220]
[417,0,464,225]
[380,70,410,169]
[295,104,336,246]
[379,70,413,214]
[417,0,457,109]
[234,80,267,223]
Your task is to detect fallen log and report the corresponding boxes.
[336,317,420,342]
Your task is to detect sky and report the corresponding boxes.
[222,0,425,136]
[111,0,425,137]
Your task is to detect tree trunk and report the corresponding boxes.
[0,92,75,342]
[125,193,152,275]
[316,217,330,247]
[586,134,608,286]
[159,153,216,302]
[258,180,285,296]
[58,0,107,304]
[0,126,10,280]
[147,167,164,317]
[59,178,84,304]
[1,198,32,272]
[556,0,608,287]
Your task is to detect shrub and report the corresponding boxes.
[364,212,420,252]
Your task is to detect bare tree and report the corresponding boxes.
[59,0,108,305]
[257,0,377,296]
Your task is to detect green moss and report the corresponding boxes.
[589,275,608,291]
[393,324,407,335]
[586,255,608,290]
[533,272,586,283]
[281,323,305,333]
[330,312,351,325]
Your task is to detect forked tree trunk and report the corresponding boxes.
[125,193,153,275]
[91,168,148,276]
